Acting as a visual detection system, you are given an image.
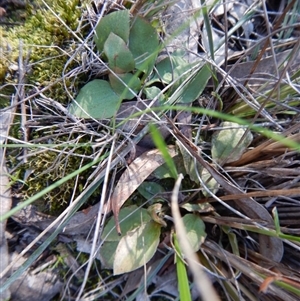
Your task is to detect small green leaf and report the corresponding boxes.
[211,121,253,163]
[181,202,214,213]
[182,214,206,252]
[152,163,173,179]
[104,33,135,73]
[137,182,165,200]
[200,167,219,197]
[148,50,190,86]
[69,79,121,119]
[143,86,165,103]
[153,155,186,179]
[109,73,141,100]
[94,10,130,52]
[113,221,161,275]
[101,206,151,242]
[176,141,202,183]
[151,56,174,85]
[129,16,159,74]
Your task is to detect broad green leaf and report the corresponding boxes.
[109,73,141,100]
[101,205,151,242]
[172,62,195,87]
[137,182,165,200]
[176,63,211,103]
[104,33,135,73]
[94,10,130,52]
[113,221,161,275]
[153,57,173,84]
[69,79,120,119]
[211,121,253,163]
[129,16,159,74]
[182,214,206,252]
[98,241,118,269]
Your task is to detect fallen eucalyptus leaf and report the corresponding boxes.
[109,146,177,234]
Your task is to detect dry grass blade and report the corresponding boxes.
[171,174,221,301]
[203,240,299,301]
[209,188,300,201]
[0,110,13,301]
[234,133,300,166]
[168,117,284,262]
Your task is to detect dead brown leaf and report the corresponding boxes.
[109,146,177,234]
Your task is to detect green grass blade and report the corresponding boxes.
[272,207,281,235]
[173,233,192,301]
[129,105,300,151]
[149,123,178,178]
